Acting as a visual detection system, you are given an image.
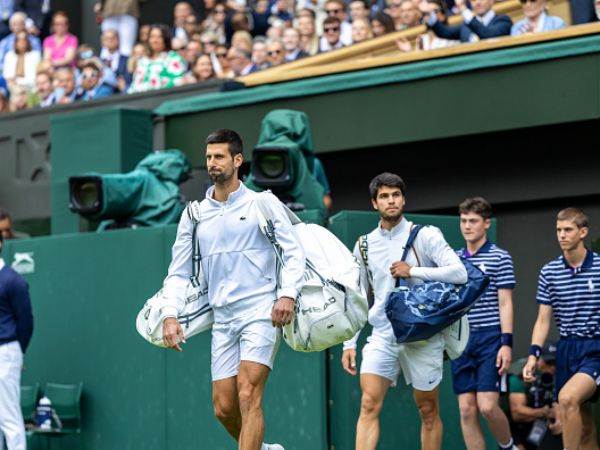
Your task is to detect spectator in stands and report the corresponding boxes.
[231,30,253,53]
[399,0,422,28]
[129,24,187,93]
[77,57,115,101]
[100,29,130,91]
[184,53,215,83]
[416,0,460,49]
[349,0,371,22]
[184,13,200,40]
[266,38,285,66]
[94,0,142,56]
[15,0,53,38]
[204,2,227,44]
[270,0,295,24]
[297,9,319,55]
[214,43,233,77]
[571,0,597,23]
[511,0,565,35]
[227,45,257,76]
[138,23,150,43]
[251,0,271,36]
[388,0,405,30]
[319,16,345,52]
[0,218,34,450]
[53,65,76,103]
[200,31,218,55]
[0,12,41,71]
[283,27,307,61]
[183,38,202,66]
[173,1,194,42]
[3,30,40,89]
[323,0,352,44]
[8,83,27,110]
[126,42,148,81]
[351,17,372,42]
[267,17,286,39]
[34,70,54,107]
[42,11,76,69]
[428,0,512,42]
[371,10,396,36]
[251,36,269,70]
[228,11,252,41]
[0,1,14,40]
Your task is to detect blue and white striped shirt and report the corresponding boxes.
[537,250,600,339]
[457,241,516,329]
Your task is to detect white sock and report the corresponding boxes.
[498,438,514,449]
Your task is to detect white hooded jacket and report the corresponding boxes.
[161,183,305,321]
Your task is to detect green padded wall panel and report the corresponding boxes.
[50,108,153,235]
[326,210,496,450]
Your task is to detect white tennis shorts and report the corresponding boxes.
[211,300,281,381]
[360,331,444,391]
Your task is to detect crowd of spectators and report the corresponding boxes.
[0,0,595,113]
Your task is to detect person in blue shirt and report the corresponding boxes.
[0,225,34,450]
[453,197,518,450]
[523,207,600,450]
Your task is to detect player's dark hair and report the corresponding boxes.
[369,173,406,200]
[205,129,244,157]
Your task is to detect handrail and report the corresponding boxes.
[240,0,573,86]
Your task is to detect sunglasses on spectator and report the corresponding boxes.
[519,0,539,3]
[326,8,341,14]
[217,52,227,57]
[82,72,99,79]
[268,50,282,55]
[324,26,340,32]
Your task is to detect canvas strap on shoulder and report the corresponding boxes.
[187,202,202,287]
[401,224,423,263]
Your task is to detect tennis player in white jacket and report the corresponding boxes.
[341,173,467,450]
[161,129,305,450]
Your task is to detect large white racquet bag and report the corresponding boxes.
[255,194,368,352]
[136,202,213,348]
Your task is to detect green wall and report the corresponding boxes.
[163,53,600,166]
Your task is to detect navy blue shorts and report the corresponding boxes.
[451,327,501,395]
[555,337,600,402]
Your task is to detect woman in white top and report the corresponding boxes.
[3,31,42,90]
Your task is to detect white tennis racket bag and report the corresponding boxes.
[136,202,213,348]
[255,194,368,352]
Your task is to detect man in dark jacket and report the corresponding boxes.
[427,0,512,42]
[0,229,33,450]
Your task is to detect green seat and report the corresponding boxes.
[43,382,83,433]
[21,383,40,423]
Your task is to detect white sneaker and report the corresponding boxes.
[263,444,284,450]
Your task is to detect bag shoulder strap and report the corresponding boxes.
[401,224,423,262]
[186,202,202,282]
[358,234,373,284]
